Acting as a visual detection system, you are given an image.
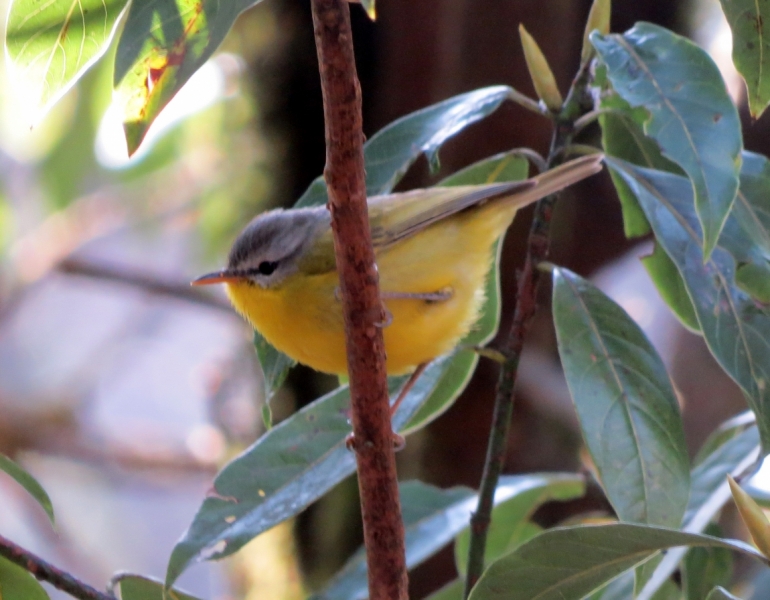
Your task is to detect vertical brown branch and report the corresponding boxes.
[310,2,408,600]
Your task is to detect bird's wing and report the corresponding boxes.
[368,153,603,248]
[368,180,535,248]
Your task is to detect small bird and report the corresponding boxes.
[193,154,602,379]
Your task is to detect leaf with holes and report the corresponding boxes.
[552,267,689,527]
[592,23,743,258]
[5,0,128,118]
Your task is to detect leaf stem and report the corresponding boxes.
[0,533,115,600]
[507,88,552,118]
[310,2,408,600]
[463,60,596,598]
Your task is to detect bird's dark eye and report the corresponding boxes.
[258,261,278,276]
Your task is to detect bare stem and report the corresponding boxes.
[0,533,114,600]
[310,2,408,600]
[463,61,596,597]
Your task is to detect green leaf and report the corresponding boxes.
[0,557,50,600]
[592,23,743,258]
[728,475,770,558]
[719,0,770,118]
[705,587,741,600]
[113,574,202,600]
[642,243,700,332]
[296,86,515,207]
[113,0,263,154]
[0,454,54,525]
[253,331,295,408]
[693,411,756,466]
[683,524,733,600]
[607,159,770,453]
[638,425,760,600]
[314,475,580,600]
[468,523,764,600]
[733,151,770,257]
[454,474,585,576]
[552,267,690,527]
[5,0,128,117]
[166,352,478,587]
[438,151,529,187]
[519,24,563,111]
[735,260,770,303]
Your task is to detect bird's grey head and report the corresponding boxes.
[226,206,329,288]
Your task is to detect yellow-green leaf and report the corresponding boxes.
[519,24,563,111]
[5,0,129,118]
[581,0,611,64]
[728,475,770,558]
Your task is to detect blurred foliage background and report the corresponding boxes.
[0,0,767,598]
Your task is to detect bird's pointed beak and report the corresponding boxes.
[191,270,243,286]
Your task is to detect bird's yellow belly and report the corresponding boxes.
[225,206,510,375]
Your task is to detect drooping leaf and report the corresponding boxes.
[296,86,515,207]
[315,475,581,600]
[552,267,690,527]
[719,0,770,118]
[454,474,585,576]
[113,0,265,154]
[166,351,481,587]
[468,523,764,600]
[0,557,50,600]
[114,574,202,600]
[592,23,743,258]
[5,0,128,118]
[638,425,760,600]
[607,159,770,453]
[0,454,54,525]
[683,524,733,600]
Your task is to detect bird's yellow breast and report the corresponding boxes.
[225,202,514,375]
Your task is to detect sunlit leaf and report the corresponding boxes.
[296,86,515,207]
[454,474,585,576]
[593,23,743,258]
[719,0,770,118]
[581,0,611,64]
[314,475,580,600]
[0,557,50,600]
[358,0,375,20]
[5,0,128,117]
[114,0,263,154]
[607,159,770,454]
[552,267,690,527]
[468,523,764,600]
[114,574,201,600]
[0,454,54,525]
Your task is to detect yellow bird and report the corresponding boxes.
[193,154,602,377]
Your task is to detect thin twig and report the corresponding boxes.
[57,258,231,311]
[310,2,408,600]
[0,533,115,600]
[463,60,596,597]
